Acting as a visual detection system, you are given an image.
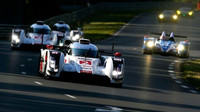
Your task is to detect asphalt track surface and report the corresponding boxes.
[0,12,200,112]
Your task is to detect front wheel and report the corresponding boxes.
[113,83,122,88]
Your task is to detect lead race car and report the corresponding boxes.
[142,31,190,58]
[38,39,125,87]
[11,21,57,49]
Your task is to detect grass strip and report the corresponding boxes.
[181,59,200,90]
[75,10,141,42]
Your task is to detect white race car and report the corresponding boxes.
[11,21,57,49]
[38,39,125,87]
[70,28,84,42]
[51,21,71,46]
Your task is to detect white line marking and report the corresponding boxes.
[168,70,174,73]
[64,94,77,99]
[95,106,123,112]
[174,60,180,63]
[20,64,25,67]
[189,90,198,94]
[168,67,173,69]
[99,14,142,42]
[169,64,174,67]
[181,85,189,89]
[34,81,43,85]
[175,80,182,84]
[21,72,26,75]
[169,73,175,76]
[27,58,32,61]
[171,62,175,65]
[172,77,177,79]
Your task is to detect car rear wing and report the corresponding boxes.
[151,32,187,38]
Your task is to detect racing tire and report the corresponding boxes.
[44,73,51,79]
[142,49,147,54]
[113,83,122,88]
[11,46,19,50]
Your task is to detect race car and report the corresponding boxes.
[158,10,178,22]
[142,31,190,58]
[11,21,57,49]
[176,7,194,17]
[70,28,84,42]
[51,21,71,46]
[38,39,125,87]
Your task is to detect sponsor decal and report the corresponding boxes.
[79,59,93,74]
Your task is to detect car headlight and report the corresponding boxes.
[72,35,80,41]
[159,14,164,19]
[178,45,185,51]
[12,35,20,43]
[189,11,193,16]
[173,15,178,20]
[147,41,154,48]
[177,10,181,15]
[59,43,64,46]
[49,60,56,68]
[112,71,122,78]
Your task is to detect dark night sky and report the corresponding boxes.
[0,0,193,24]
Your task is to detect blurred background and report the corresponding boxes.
[0,0,194,24]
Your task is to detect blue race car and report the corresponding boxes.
[142,31,190,58]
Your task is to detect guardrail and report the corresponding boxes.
[0,24,29,40]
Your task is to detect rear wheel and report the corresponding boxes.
[142,49,147,54]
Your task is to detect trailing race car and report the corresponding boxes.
[51,21,71,46]
[38,39,125,87]
[142,31,190,58]
[176,7,194,17]
[70,28,84,42]
[158,10,178,22]
[11,21,57,49]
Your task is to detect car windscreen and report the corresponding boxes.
[53,26,70,32]
[71,48,98,58]
[163,11,175,15]
[180,8,191,11]
[29,28,50,34]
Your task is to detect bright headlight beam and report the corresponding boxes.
[12,35,18,40]
[189,11,193,16]
[178,45,184,51]
[159,14,164,19]
[177,10,181,15]
[12,35,20,43]
[147,41,154,47]
[72,35,80,41]
[173,15,178,20]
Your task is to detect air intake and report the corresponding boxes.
[58,21,65,24]
[79,39,90,45]
[36,21,44,25]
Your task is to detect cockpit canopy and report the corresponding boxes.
[52,21,70,32]
[29,21,51,34]
[69,40,98,58]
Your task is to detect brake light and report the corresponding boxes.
[144,36,149,38]
[46,45,53,49]
[115,52,122,57]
